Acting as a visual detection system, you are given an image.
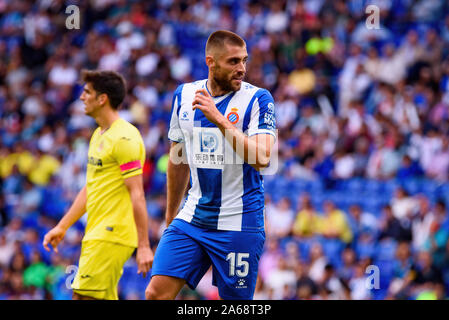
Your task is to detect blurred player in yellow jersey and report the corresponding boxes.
[43,70,153,300]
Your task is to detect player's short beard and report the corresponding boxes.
[213,74,234,93]
[212,66,241,93]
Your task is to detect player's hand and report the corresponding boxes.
[192,89,224,125]
[136,246,154,278]
[42,226,66,253]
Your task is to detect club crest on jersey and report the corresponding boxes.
[227,108,239,124]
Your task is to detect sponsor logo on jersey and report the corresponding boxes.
[88,156,103,167]
[181,111,189,121]
[236,278,247,289]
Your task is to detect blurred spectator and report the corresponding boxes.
[347,204,378,242]
[266,197,295,238]
[0,233,14,267]
[319,200,353,243]
[397,155,424,180]
[292,193,320,238]
[317,263,350,300]
[391,187,419,222]
[410,251,444,299]
[253,276,270,300]
[388,241,413,298]
[295,261,318,300]
[379,205,412,242]
[348,262,372,300]
[308,242,328,283]
[424,201,449,269]
[337,247,357,283]
[258,237,283,283]
[264,256,296,300]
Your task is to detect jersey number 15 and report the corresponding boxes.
[226,252,250,277]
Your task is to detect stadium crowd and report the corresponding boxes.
[1,0,449,299]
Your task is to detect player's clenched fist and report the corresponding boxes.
[43,226,66,253]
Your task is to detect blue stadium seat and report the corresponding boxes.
[374,259,395,291]
[320,238,345,267]
[343,192,364,207]
[439,183,449,198]
[325,191,346,207]
[383,180,400,196]
[420,179,439,195]
[297,238,313,262]
[306,179,323,193]
[365,179,383,194]
[402,177,421,195]
[289,179,308,194]
[354,241,376,259]
[344,178,365,194]
[372,288,388,300]
[375,239,397,261]
[362,197,386,216]
[311,195,325,212]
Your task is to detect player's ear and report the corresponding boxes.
[205,55,215,68]
[98,93,108,106]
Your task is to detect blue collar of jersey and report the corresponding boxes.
[204,80,234,104]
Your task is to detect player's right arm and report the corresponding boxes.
[42,186,87,252]
[165,142,190,226]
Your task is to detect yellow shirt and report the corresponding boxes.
[16,151,35,175]
[318,209,353,243]
[0,153,17,178]
[83,118,145,248]
[28,154,61,186]
[292,209,320,237]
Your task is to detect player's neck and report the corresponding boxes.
[207,77,231,97]
[95,109,120,134]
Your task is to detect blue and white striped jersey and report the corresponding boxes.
[168,79,276,232]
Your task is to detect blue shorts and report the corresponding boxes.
[151,219,265,300]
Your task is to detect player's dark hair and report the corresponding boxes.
[205,30,246,55]
[81,69,126,109]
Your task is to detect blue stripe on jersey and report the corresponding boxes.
[172,84,184,117]
[254,89,275,130]
[241,163,265,229]
[241,89,268,229]
[243,93,258,132]
[193,168,222,228]
[192,91,236,228]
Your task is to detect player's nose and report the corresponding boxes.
[239,63,246,73]
[236,61,246,74]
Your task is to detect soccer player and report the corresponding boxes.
[43,70,153,300]
[145,30,276,300]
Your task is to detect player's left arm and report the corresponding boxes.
[124,174,154,277]
[220,127,275,171]
[115,136,154,277]
[192,88,276,171]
